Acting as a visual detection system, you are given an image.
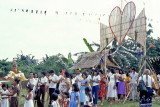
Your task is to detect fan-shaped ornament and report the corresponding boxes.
[109,1,136,46]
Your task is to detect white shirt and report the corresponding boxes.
[87,75,92,81]
[92,75,100,86]
[157,74,160,81]
[72,77,76,84]
[34,78,39,86]
[139,75,154,87]
[40,76,48,85]
[49,74,59,88]
[130,72,138,84]
[51,101,60,107]
[1,89,10,98]
[75,74,83,88]
[27,78,37,91]
[107,72,112,78]
[84,95,93,105]
[116,73,120,82]
[58,75,63,80]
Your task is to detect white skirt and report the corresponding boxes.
[1,99,9,107]
[107,81,117,98]
[24,99,34,107]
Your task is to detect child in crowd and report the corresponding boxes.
[62,92,70,107]
[69,83,80,107]
[84,87,93,107]
[54,89,62,106]
[51,93,60,107]
[8,85,13,103]
[1,84,10,107]
[22,84,34,107]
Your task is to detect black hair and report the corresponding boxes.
[131,68,136,71]
[119,69,124,74]
[82,72,88,78]
[72,83,79,92]
[93,69,99,75]
[30,72,35,75]
[49,70,54,73]
[109,68,115,74]
[98,69,104,74]
[64,92,69,98]
[14,78,20,84]
[85,87,92,102]
[126,72,130,77]
[64,71,70,78]
[41,72,46,76]
[27,84,33,91]
[51,93,58,101]
[54,89,60,95]
[2,84,8,89]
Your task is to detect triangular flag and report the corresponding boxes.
[44,11,47,15]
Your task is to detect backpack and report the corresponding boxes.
[137,76,148,92]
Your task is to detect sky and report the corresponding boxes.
[0,0,159,61]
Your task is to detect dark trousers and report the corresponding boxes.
[116,82,120,99]
[37,85,45,107]
[92,85,99,105]
[49,88,55,104]
[10,97,18,107]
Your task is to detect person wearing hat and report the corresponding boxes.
[48,70,59,105]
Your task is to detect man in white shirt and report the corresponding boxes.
[37,72,48,107]
[48,70,59,105]
[27,72,36,91]
[129,68,139,101]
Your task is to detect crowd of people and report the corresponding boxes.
[0,67,159,107]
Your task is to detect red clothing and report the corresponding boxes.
[63,98,69,107]
[98,76,107,98]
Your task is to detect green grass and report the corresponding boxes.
[19,89,160,107]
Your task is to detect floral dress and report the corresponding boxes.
[98,76,107,98]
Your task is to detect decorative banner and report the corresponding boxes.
[10,8,106,17]
[109,1,136,46]
[128,9,146,48]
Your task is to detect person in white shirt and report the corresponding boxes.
[51,93,60,107]
[48,70,59,105]
[27,72,36,92]
[37,72,48,107]
[91,70,100,107]
[1,84,10,107]
[75,70,83,89]
[129,68,139,101]
[138,69,155,107]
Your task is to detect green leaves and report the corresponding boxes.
[83,38,95,52]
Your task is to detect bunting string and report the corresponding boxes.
[10,8,107,17]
